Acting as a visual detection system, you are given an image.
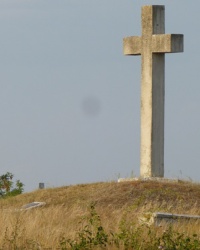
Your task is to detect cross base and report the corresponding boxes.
[117,177,180,183]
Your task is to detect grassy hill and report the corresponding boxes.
[0,180,200,249]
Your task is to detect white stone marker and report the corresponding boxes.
[21,202,46,210]
[123,5,184,178]
[152,212,200,226]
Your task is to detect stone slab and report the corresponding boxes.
[21,202,46,210]
[152,212,200,226]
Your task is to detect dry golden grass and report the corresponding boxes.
[0,180,199,248]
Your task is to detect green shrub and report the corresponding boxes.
[0,172,24,197]
[60,203,108,250]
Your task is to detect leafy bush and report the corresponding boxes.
[60,202,108,249]
[0,172,24,197]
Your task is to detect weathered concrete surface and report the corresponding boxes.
[123,6,184,178]
[118,177,180,183]
[139,212,200,226]
[152,212,200,226]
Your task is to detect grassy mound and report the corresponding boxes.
[0,180,199,249]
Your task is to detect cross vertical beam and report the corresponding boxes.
[123,6,184,178]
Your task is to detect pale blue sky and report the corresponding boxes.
[0,0,199,191]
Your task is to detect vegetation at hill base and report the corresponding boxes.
[0,180,199,249]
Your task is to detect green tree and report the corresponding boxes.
[0,172,24,197]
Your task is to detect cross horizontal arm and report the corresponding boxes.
[123,36,142,55]
[123,34,184,55]
[152,34,184,53]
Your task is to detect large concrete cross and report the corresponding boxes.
[123,5,184,178]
